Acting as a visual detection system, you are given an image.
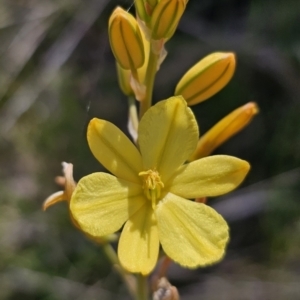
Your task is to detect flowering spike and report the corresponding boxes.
[175,52,236,105]
[150,0,186,40]
[189,102,259,160]
[109,7,145,70]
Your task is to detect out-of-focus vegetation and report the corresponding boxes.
[0,0,300,299]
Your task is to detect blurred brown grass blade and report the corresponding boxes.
[0,17,55,100]
[0,0,109,137]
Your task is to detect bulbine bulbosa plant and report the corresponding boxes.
[43,0,258,299]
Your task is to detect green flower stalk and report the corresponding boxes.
[43,0,256,298]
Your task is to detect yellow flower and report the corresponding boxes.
[70,96,250,275]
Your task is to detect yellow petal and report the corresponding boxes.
[43,191,65,211]
[156,193,229,267]
[87,118,143,184]
[70,173,146,237]
[169,155,250,198]
[190,102,259,160]
[138,96,198,182]
[118,203,159,275]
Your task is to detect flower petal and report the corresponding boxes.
[118,203,159,275]
[88,118,143,183]
[70,172,146,237]
[169,155,250,198]
[138,96,198,182]
[156,194,229,267]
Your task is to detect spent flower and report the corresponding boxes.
[70,96,250,275]
[43,162,76,211]
[43,162,116,244]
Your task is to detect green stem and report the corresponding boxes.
[102,243,136,298]
[139,49,159,119]
[136,274,148,300]
[128,95,139,134]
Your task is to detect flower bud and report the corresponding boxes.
[175,52,236,106]
[135,0,149,22]
[116,63,134,96]
[150,0,186,40]
[109,7,145,70]
[116,25,150,100]
[147,0,159,11]
[189,102,259,160]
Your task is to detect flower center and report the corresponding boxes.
[139,169,164,209]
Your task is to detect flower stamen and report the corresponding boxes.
[139,169,164,209]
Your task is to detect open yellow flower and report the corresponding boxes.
[70,96,250,275]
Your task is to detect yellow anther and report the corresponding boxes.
[139,169,164,209]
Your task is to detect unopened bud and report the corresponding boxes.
[175,52,236,106]
[116,63,134,96]
[135,0,150,22]
[116,25,150,100]
[109,7,145,70]
[189,102,259,160]
[147,0,159,11]
[150,0,186,40]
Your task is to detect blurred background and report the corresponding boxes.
[1,0,300,299]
